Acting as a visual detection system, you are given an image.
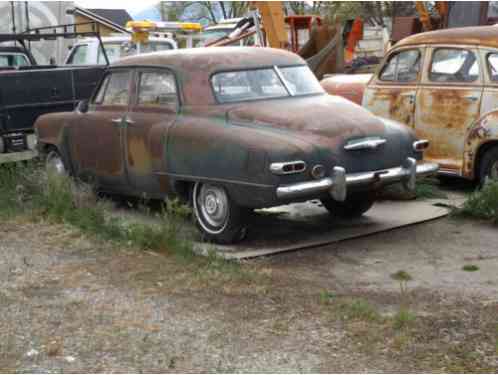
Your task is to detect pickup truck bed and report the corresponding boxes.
[0,65,104,135]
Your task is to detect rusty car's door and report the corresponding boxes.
[415,46,483,173]
[124,68,178,195]
[362,47,424,128]
[72,69,132,190]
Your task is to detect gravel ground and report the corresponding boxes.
[1,215,497,373]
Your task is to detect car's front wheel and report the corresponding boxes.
[479,146,498,186]
[192,182,247,244]
[45,148,67,177]
[321,192,376,218]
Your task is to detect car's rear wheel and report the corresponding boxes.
[321,192,376,218]
[192,182,247,244]
[45,149,67,177]
[479,147,498,186]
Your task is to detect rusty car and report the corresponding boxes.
[321,25,498,185]
[34,47,438,243]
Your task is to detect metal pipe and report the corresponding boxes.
[24,1,30,49]
[10,1,16,34]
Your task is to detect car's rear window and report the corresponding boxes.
[211,65,324,103]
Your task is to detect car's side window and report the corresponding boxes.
[429,48,479,83]
[487,53,498,82]
[379,50,420,82]
[67,45,88,65]
[98,71,131,106]
[93,75,110,104]
[137,70,178,109]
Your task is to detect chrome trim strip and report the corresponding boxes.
[154,172,274,188]
[344,138,387,151]
[437,169,460,177]
[276,159,439,200]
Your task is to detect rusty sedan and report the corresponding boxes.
[35,47,438,243]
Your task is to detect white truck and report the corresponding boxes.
[64,35,177,65]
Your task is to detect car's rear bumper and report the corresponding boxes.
[276,157,439,201]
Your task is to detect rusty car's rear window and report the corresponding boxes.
[211,65,323,103]
[379,49,421,82]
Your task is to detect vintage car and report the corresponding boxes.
[35,47,438,243]
[321,25,498,185]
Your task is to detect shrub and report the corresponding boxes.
[458,180,498,223]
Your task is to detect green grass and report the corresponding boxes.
[462,264,479,272]
[393,308,416,330]
[0,163,195,259]
[415,179,448,199]
[318,290,336,304]
[338,298,381,322]
[457,180,498,223]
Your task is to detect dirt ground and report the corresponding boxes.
[1,213,497,372]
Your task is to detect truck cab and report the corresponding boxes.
[0,46,35,70]
[64,35,177,65]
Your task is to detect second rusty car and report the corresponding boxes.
[321,26,498,185]
[35,47,438,243]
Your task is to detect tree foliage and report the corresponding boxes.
[157,1,249,24]
[157,1,417,26]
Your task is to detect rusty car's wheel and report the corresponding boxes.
[479,147,498,186]
[45,149,67,177]
[192,182,247,244]
[321,193,376,218]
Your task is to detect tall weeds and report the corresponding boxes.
[0,162,195,258]
[458,180,498,223]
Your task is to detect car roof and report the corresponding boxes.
[76,36,175,44]
[396,25,498,48]
[111,47,305,106]
[112,46,303,70]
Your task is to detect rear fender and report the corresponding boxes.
[320,74,372,105]
[463,109,498,179]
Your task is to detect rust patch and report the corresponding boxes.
[416,88,481,171]
[366,87,416,127]
[127,134,151,173]
[463,111,498,177]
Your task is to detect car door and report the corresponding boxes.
[71,69,132,190]
[416,46,483,173]
[362,47,423,128]
[125,68,179,195]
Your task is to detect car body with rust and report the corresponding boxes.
[35,47,437,243]
[321,25,498,184]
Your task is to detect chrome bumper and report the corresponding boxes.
[276,157,439,201]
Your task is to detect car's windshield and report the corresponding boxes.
[211,65,323,103]
[0,53,30,67]
[97,41,175,64]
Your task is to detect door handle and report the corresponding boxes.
[464,96,479,102]
[400,92,415,98]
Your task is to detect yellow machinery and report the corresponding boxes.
[126,20,202,47]
[250,1,287,48]
[415,1,449,31]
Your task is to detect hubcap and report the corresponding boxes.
[46,152,66,176]
[197,184,229,230]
